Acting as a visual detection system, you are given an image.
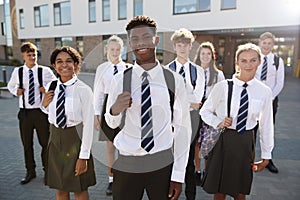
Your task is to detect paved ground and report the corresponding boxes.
[0,69,299,200]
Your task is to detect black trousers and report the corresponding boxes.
[18,108,50,174]
[112,152,173,200]
[185,110,200,200]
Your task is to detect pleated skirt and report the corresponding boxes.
[202,129,255,197]
[45,124,96,192]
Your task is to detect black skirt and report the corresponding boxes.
[45,124,96,192]
[202,129,255,197]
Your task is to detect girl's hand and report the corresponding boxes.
[252,160,269,172]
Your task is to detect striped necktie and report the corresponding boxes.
[56,84,66,128]
[113,65,118,75]
[236,83,248,133]
[260,56,267,81]
[141,72,154,152]
[28,69,35,105]
[179,65,186,81]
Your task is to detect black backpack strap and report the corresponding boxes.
[162,68,175,122]
[189,63,197,89]
[273,55,280,70]
[18,67,26,109]
[38,66,43,101]
[227,80,233,117]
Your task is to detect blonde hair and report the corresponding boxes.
[235,43,261,62]
[259,32,276,42]
[170,28,194,44]
[105,35,124,61]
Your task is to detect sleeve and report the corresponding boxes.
[79,85,95,159]
[200,81,225,129]
[272,57,284,99]
[43,67,56,85]
[104,73,123,129]
[7,68,19,96]
[258,87,274,159]
[217,70,225,82]
[93,65,105,116]
[170,75,192,183]
[40,81,52,114]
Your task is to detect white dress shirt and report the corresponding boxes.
[42,76,94,159]
[203,68,225,98]
[200,75,274,159]
[105,62,192,183]
[93,61,128,115]
[167,59,205,105]
[7,64,56,109]
[255,53,285,99]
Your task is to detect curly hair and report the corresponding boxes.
[125,15,157,35]
[50,46,82,74]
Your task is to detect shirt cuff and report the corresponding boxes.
[79,150,90,160]
[261,152,272,160]
[104,111,122,129]
[171,169,186,183]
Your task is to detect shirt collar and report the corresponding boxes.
[58,75,78,86]
[24,64,38,71]
[232,75,255,87]
[175,59,189,68]
[134,60,161,80]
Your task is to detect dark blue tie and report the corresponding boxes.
[113,65,118,75]
[141,72,154,152]
[28,69,35,105]
[56,84,66,128]
[261,56,267,81]
[203,69,208,99]
[179,65,186,81]
[236,83,248,133]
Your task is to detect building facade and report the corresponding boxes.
[2,0,300,76]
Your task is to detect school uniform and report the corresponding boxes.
[42,76,96,192]
[7,64,56,177]
[199,76,274,197]
[167,59,205,200]
[105,62,191,200]
[93,61,128,141]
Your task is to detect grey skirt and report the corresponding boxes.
[202,129,255,197]
[45,124,96,192]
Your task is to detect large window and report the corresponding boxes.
[76,36,84,56]
[54,1,71,25]
[34,5,49,27]
[134,0,143,16]
[89,0,96,22]
[55,37,73,47]
[173,0,210,14]
[221,0,236,10]
[102,0,110,21]
[118,0,127,20]
[19,9,24,29]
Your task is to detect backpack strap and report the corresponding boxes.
[48,80,58,91]
[18,67,25,109]
[189,63,197,89]
[38,66,43,101]
[227,80,233,117]
[162,68,175,121]
[273,55,280,71]
[169,61,176,72]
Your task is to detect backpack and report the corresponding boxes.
[273,55,280,70]
[18,66,43,108]
[169,61,197,89]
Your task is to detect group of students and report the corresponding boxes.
[7,15,284,200]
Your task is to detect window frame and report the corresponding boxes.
[173,0,210,15]
[34,4,49,28]
[88,0,96,23]
[133,0,143,16]
[54,1,71,26]
[102,0,110,21]
[118,0,127,20]
[19,9,25,29]
[221,0,236,10]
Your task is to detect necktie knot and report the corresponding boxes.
[142,71,149,78]
[243,83,248,88]
[113,65,118,75]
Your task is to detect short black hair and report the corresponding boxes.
[125,15,157,35]
[20,42,37,53]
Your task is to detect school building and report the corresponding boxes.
[1,0,299,77]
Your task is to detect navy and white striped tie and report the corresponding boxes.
[56,84,66,128]
[260,56,267,81]
[141,72,154,152]
[236,83,248,134]
[203,69,208,99]
[179,65,186,81]
[113,65,118,75]
[28,69,35,105]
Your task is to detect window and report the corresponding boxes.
[118,0,127,20]
[55,37,73,47]
[35,39,41,57]
[89,0,96,22]
[19,9,24,29]
[173,0,210,14]
[221,0,236,10]
[34,5,49,27]
[54,1,71,25]
[102,0,110,21]
[134,0,143,16]
[76,36,84,56]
